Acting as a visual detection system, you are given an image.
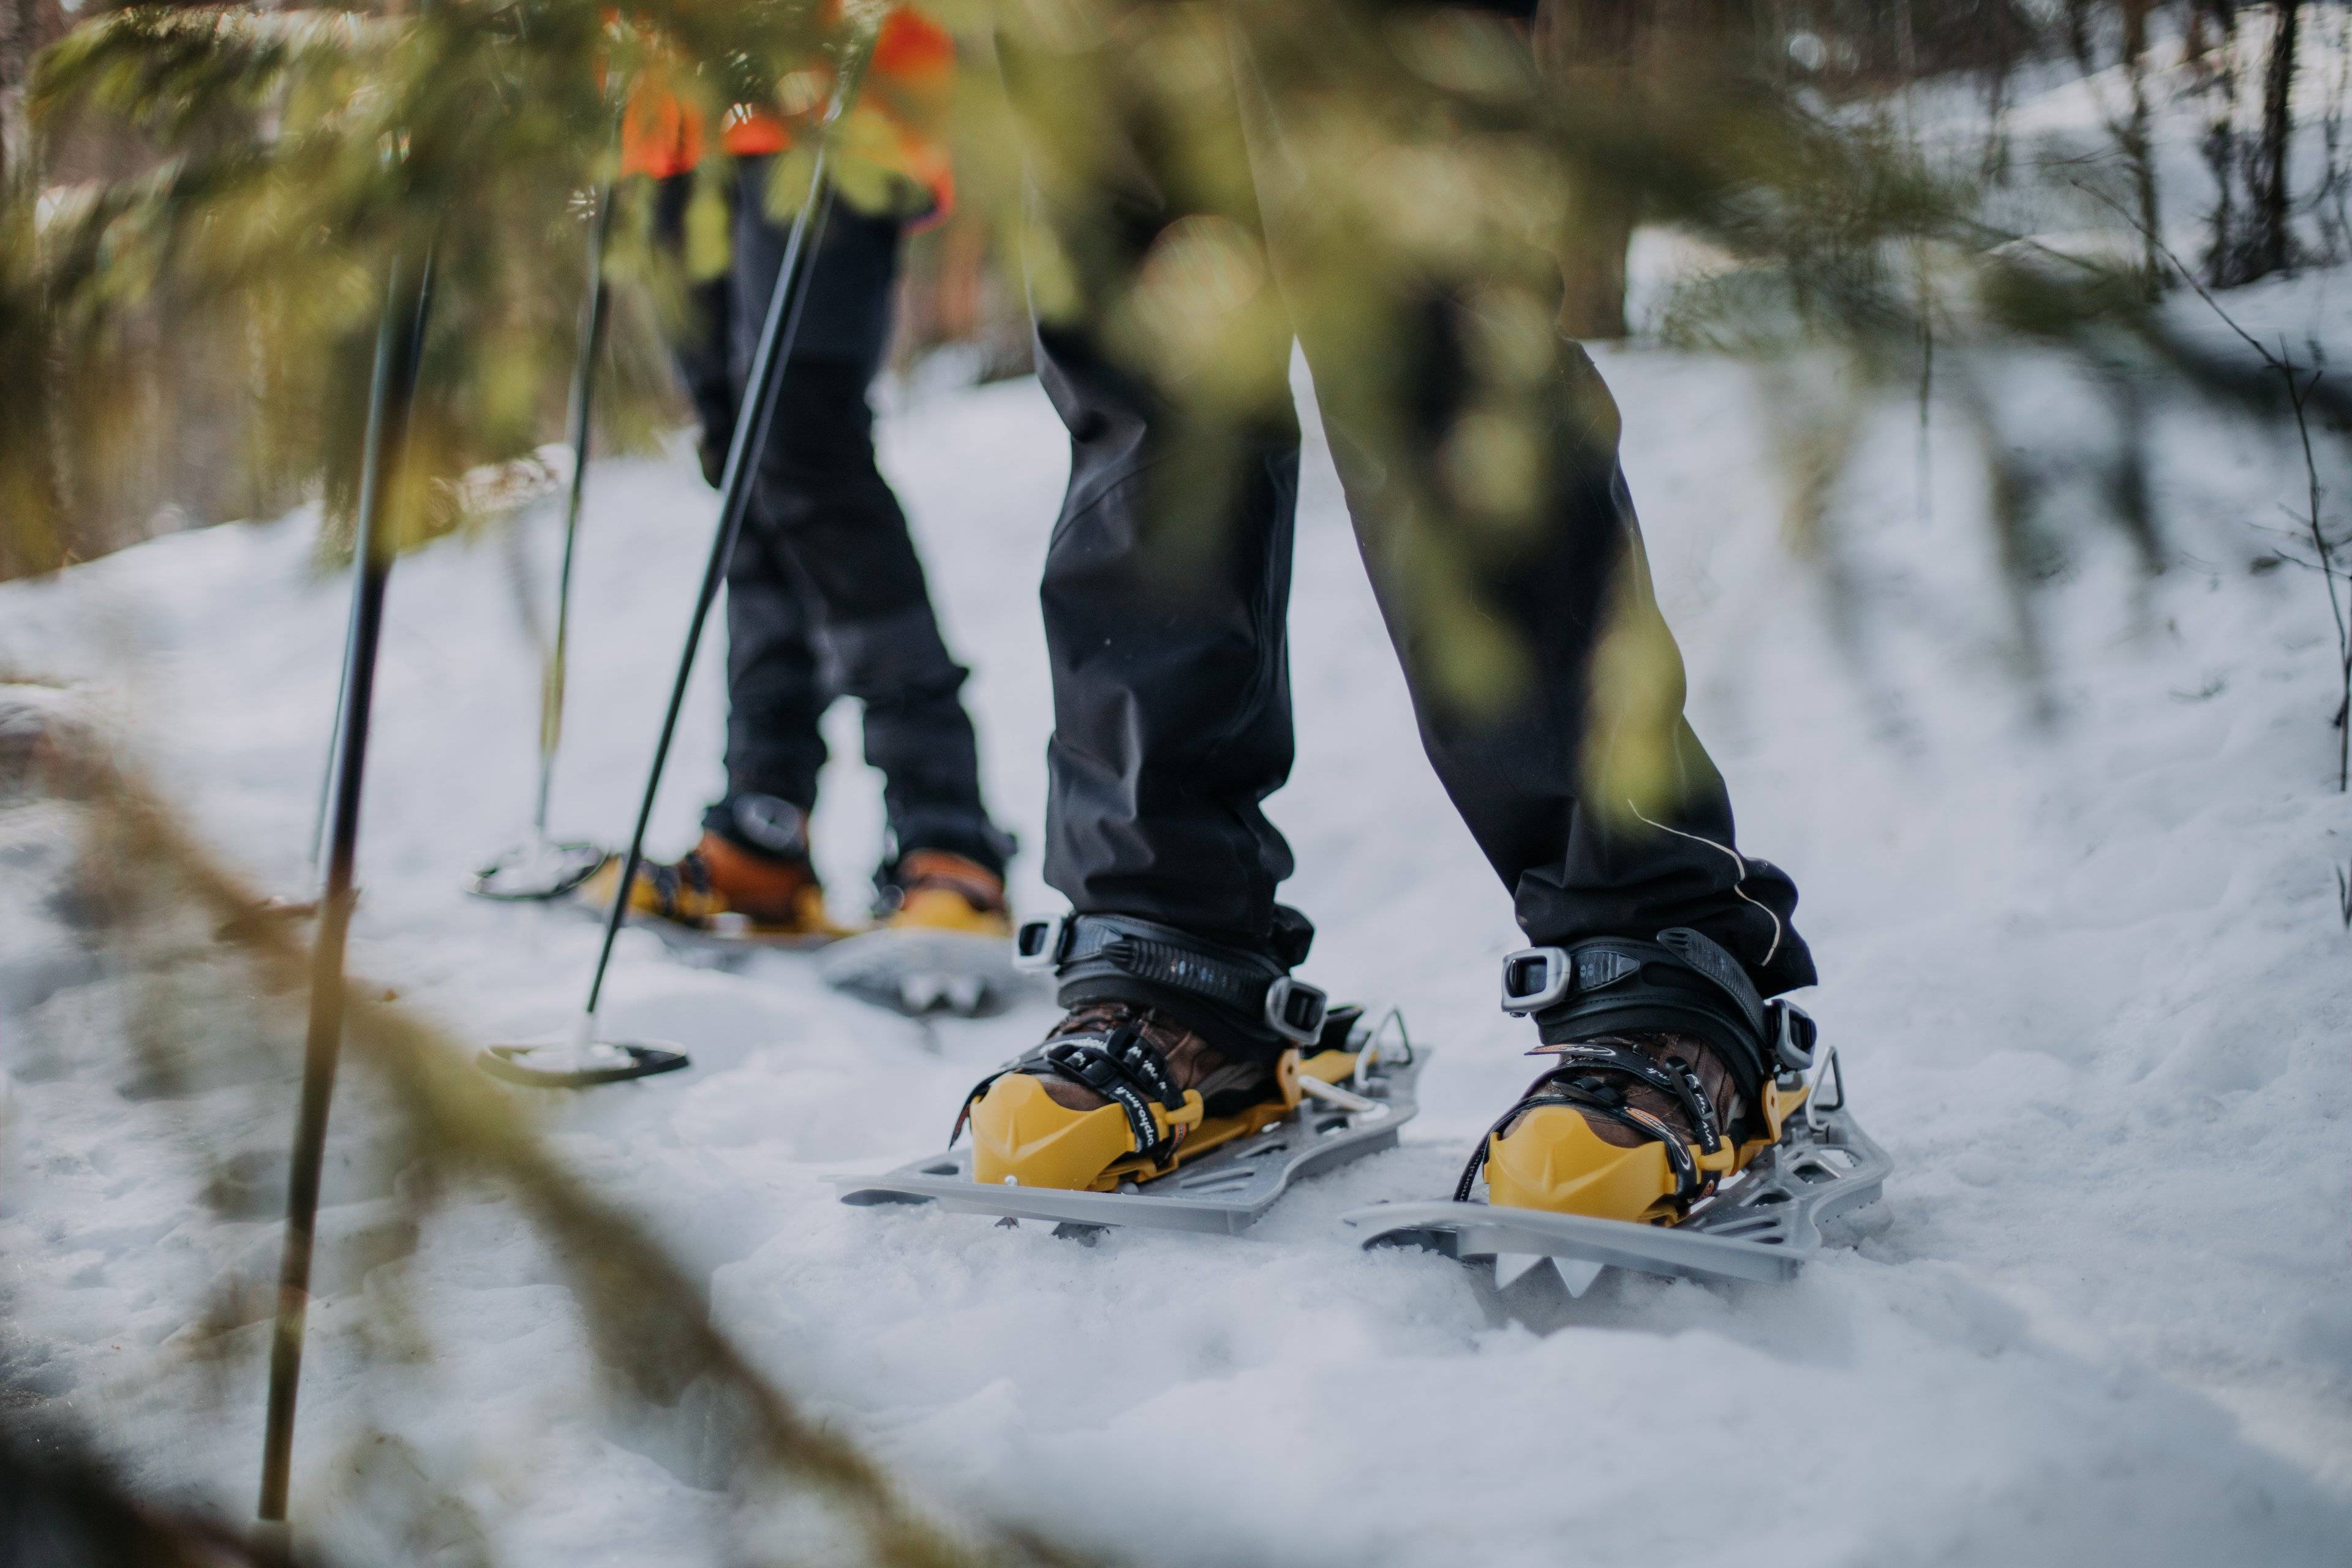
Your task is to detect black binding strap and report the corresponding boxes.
[1499,928,1782,1112]
[1018,913,1329,1046]
[952,1022,1184,1159]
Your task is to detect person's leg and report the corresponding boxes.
[943,16,1328,1191]
[1217,12,1816,1226]
[649,167,833,862]
[725,159,1009,882]
[579,171,831,930]
[1003,25,1306,962]
[651,173,741,485]
[705,543,829,854]
[1225,21,1811,1000]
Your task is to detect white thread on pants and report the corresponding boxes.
[1626,801,1784,968]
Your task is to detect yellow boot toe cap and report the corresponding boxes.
[1482,1105,1683,1225]
[970,1074,1142,1191]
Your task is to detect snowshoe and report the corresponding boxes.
[573,832,846,959]
[840,1003,1420,1235]
[469,837,609,902]
[839,912,1420,1234]
[1345,929,1889,1293]
[819,850,1020,1017]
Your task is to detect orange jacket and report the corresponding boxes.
[620,6,956,220]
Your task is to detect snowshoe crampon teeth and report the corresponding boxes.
[967,1074,1202,1191]
[897,972,989,1014]
[1488,1253,1604,1297]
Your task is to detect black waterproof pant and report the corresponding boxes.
[1005,10,1814,1005]
[658,162,1004,873]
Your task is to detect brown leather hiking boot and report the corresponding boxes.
[1468,930,1815,1225]
[956,1000,1292,1190]
[1472,1028,1770,1224]
[881,849,1012,937]
[1030,1001,1274,1116]
[1508,1031,1746,1148]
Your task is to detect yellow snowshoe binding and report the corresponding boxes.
[954,912,1341,1191]
[1463,929,1817,1227]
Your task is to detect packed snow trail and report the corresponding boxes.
[6,306,2351,1561]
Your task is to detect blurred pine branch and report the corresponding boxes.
[5,682,1105,1566]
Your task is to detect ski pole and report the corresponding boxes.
[536,182,616,839]
[257,246,435,1533]
[307,564,361,873]
[571,29,877,1050]
[467,184,618,902]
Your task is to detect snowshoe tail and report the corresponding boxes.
[469,840,611,902]
[477,1038,690,1088]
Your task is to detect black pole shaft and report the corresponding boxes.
[535,185,617,838]
[258,251,434,1527]
[579,154,847,1024]
[307,563,361,872]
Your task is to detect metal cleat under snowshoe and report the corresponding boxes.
[820,850,1022,1017]
[840,1005,1420,1235]
[1345,930,1890,1293]
[818,926,1022,1015]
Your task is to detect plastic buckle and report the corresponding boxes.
[1769,999,1817,1072]
[1014,914,1071,974]
[1263,975,1329,1046]
[1499,947,1572,1016]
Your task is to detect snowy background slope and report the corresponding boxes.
[7,61,2352,1568]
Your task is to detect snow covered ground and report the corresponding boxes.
[7,314,2350,1561]
[7,62,2352,1562]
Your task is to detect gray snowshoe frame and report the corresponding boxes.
[1344,1045,1890,1291]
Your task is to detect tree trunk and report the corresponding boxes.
[2256,0,2304,277]
[2195,0,2249,286]
[2122,0,2165,296]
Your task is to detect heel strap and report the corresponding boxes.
[1016,913,1329,1046]
[1499,928,1804,1109]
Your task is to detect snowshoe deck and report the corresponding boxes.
[1344,1085,1888,1292]
[820,927,1027,1017]
[839,1044,1425,1235]
[633,915,840,960]
[549,886,840,967]
[478,1038,691,1087]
